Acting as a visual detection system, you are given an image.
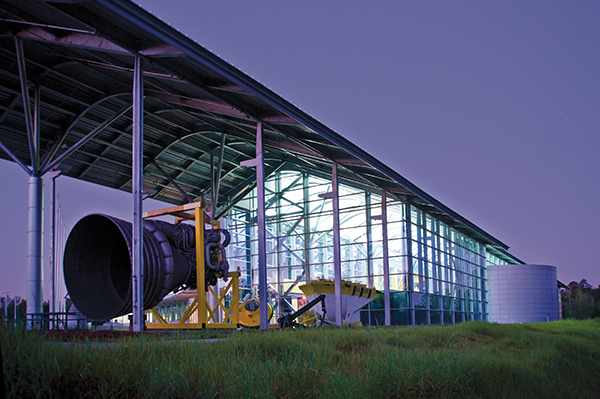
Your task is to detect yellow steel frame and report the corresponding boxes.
[143,200,239,329]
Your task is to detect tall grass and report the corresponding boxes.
[2,319,600,398]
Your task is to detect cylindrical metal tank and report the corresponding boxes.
[63,214,195,321]
[487,264,559,323]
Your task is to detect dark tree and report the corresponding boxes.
[562,281,598,320]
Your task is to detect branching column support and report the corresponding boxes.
[131,55,144,332]
[15,37,36,174]
[16,37,44,328]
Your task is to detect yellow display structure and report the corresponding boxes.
[238,299,273,328]
[143,200,239,329]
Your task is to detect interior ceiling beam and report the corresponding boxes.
[150,160,193,203]
[150,158,206,200]
[0,17,95,34]
[0,93,21,124]
[139,43,185,57]
[69,58,185,82]
[0,60,105,109]
[77,129,129,179]
[207,84,250,94]
[15,26,129,53]
[146,90,252,121]
[190,164,242,203]
[0,101,62,131]
[216,161,287,219]
[41,92,132,170]
[41,103,132,175]
[118,134,216,192]
[148,160,214,187]
[333,158,369,167]
[261,115,300,125]
[263,138,322,160]
[139,131,255,201]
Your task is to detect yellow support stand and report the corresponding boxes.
[143,200,239,330]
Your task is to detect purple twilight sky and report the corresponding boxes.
[0,0,599,301]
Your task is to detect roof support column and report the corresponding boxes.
[332,163,342,327]
[405,202,415,326]
[49,170,61,315]
[15,37,44,328]
[370,191,390,326]
[255,123,268,330]
[302,173,311,282]
[131,55,144,332]
[381,191,391,326]
[240,122,267,329]
[365,193,373,288]
[319,163,342,326]
[26,176,43,329]
[256,123,268,330]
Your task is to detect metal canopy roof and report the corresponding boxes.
[0,0,514,252]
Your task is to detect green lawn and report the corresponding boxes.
[2,319,600,398]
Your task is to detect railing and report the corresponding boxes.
[1,312,87,330]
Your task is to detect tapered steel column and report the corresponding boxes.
[331,163,342,326]
[255,123,268,330]
[16,36,44,328]
[49,171,60,314]
[131,55,144,332]
[381,191,391,326]
[239,122,267,329]
[317,163,342,326]
[405,202,415,325]
[26,176,43,329]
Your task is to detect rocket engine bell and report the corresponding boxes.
[63,214,229,321]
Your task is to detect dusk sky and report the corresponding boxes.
[1,0,599,301]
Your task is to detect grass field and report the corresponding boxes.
[2,319,600,398]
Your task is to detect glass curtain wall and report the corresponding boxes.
[225,169,489,325]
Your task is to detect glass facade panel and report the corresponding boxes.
[391,310,411,325]
[225,169,521,326]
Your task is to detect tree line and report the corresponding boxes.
[561,279,600,320]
